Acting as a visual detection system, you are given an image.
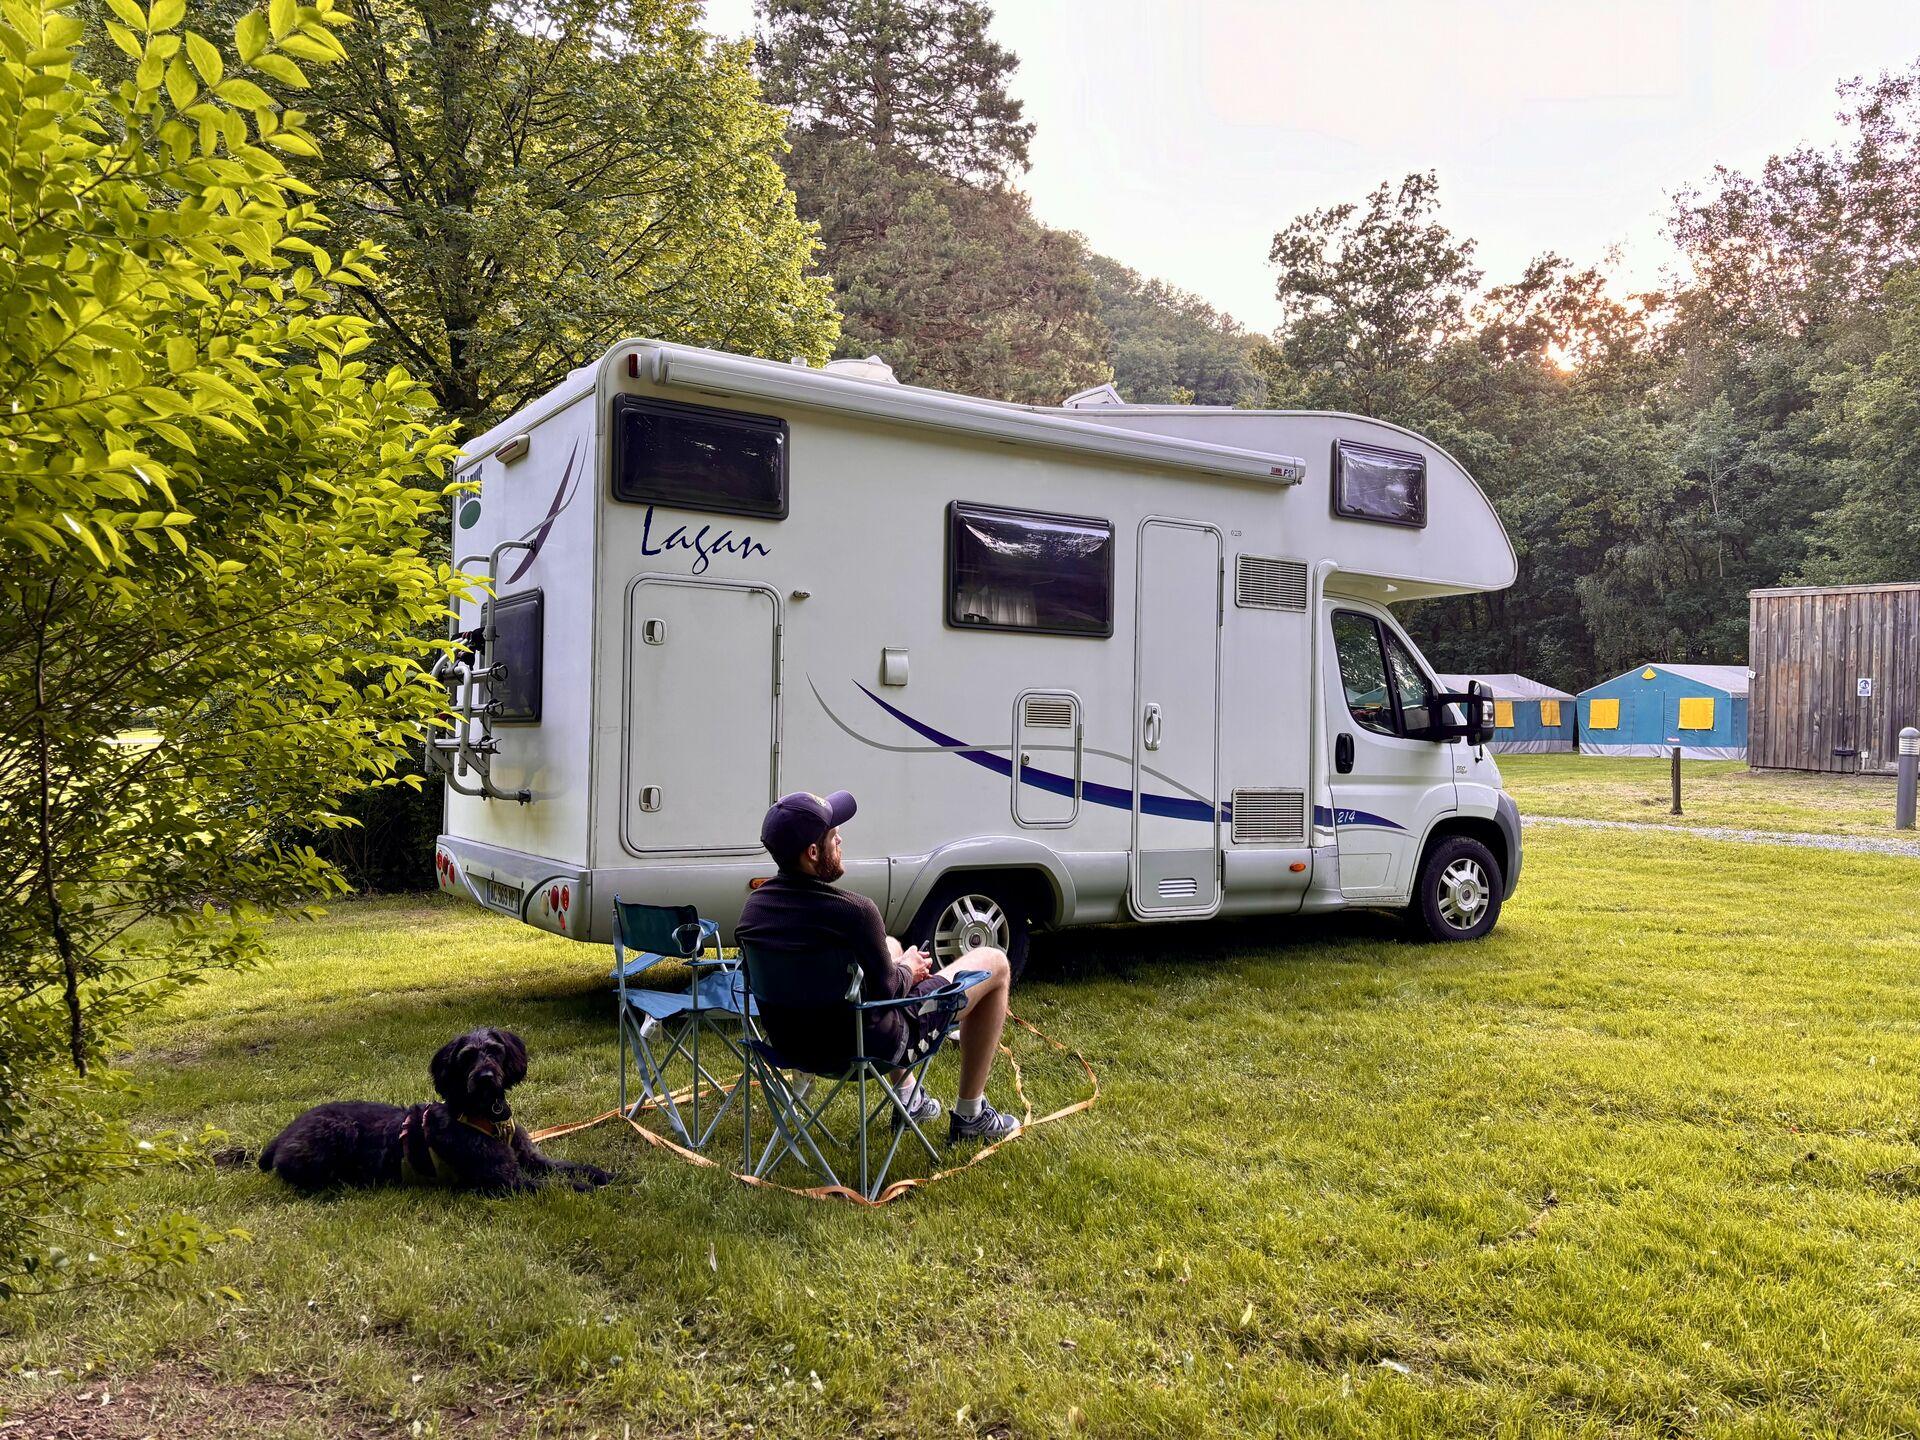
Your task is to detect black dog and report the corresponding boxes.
[258,1028,612,1194]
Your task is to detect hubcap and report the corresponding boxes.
[1437,858,1489,930]
[931,893,1010,963]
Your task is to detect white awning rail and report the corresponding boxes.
[629,343,1307,487]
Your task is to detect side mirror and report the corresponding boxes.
[1428,681,1493,746]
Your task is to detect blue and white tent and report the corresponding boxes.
[1576,664,1750,760]
[1435,673,1576,753]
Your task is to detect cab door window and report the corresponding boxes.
[1334,610,1439,738]
[1333,611,1398,736]
[1383,630,1437,734]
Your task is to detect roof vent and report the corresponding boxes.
[823,355,899,384]
[1062,382,1126,409]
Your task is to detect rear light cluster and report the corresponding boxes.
[544,883,572,932]
[435,850,456,889]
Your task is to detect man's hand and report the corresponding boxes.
[901,945,934,985]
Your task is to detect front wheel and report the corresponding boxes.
[908,879,1032,984]
[1410,836,1503,941]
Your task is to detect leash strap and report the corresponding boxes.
[528,1013,1097,1207]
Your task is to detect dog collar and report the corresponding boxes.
[458,1113,515,1142]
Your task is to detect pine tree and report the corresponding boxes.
[756,0,1033,183]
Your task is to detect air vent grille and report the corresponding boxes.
[1023,696,1075,729]
[1157,876,1200,899]
[1231,788,1308,844]
[1235,555,1310,612]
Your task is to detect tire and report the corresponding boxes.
[907,877,1033,984]
[1410,836,1503,942]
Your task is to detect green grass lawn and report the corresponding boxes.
[1500,752,1905,837]
[9,828,1920,1436]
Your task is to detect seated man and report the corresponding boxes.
[735,790,1020,1144]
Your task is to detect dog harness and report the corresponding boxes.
[397,1105,517,1184]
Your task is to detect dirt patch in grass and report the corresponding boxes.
[1,1365,531,1439]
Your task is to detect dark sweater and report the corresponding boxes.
[734,872,911,1068]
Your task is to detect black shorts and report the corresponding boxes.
[870,976,957,1065]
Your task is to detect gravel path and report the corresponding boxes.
[1524,813,1920,858]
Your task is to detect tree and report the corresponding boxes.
[1806,265,1920,582]
[757,1,1103,403]
[1262,172,1482,425]
[757,0,1032,183]
[216,0,840,433]
[1,0,462,1293]
[1087,254,1263,406]
[784,134,1107,401]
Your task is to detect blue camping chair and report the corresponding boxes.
[739,941,987,1200]
[612,897,756,1155]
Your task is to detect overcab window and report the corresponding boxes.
[611,395,787,519]
[946,503,1114,637]
[1332,439,1426,528]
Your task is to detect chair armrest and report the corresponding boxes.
[611,951,675,982]
[672,918,722,957]
[855,971,988,1014]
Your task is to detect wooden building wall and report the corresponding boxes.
[1749,582,1920,773]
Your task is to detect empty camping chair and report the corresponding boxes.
[739,941,988,1201]
[612,897,756,1154]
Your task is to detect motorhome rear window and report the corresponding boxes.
[610,395,787,519]
[489,589,543,723]
[947,503,1114,637]
[1332,439,1426,528]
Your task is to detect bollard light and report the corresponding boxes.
[1898,726,1918,831]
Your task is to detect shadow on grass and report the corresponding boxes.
[1024,904,1427,986]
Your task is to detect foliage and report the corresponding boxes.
[1807,265,1920,582]
[756,0,1032,184]
[1086,253,1263,406]
[0,0,462,1294]
[13,829,1920,1434]
[176,0,841,433]
[782,133,1107,402]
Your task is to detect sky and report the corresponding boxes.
[700,1,1920,333]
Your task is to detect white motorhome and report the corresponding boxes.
[430,340,1520,976]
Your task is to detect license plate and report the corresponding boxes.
[486,879,523,913]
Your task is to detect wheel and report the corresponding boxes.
[908,878,1032,983]
[1410,836,1503,941]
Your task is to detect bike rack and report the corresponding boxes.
[424,536,535,804]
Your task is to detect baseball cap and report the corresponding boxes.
[760,790,857,869]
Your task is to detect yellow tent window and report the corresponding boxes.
[1588,698,1620,730]
[1678,695,1715,730]
[1493,700,1515,729]
[1540,699,1562,727]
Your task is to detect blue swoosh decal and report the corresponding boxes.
[855,683,1225,823]
[1315,805,1405,832]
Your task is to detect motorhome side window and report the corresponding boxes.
[1333,611,1437,737]
[610,395,787,519]
[1332,439,1426,528]
[487,589,543,723]
[946,503,1114,636]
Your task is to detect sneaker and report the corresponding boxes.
[894,1084,941,1130]
[948,1099,1021,1145]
